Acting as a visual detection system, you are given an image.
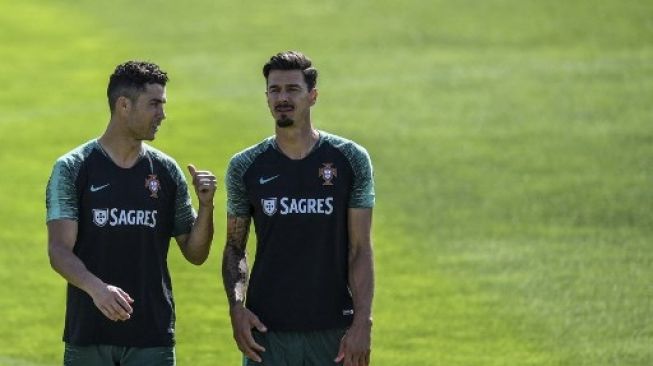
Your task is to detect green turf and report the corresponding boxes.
[0,0,651,365]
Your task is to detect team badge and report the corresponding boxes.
[145,174,160,198]
[261,198,278,216]
[319,163,337,186]
[92,209,109,227]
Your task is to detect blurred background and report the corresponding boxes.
[0,0,651,365]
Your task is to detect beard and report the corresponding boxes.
[276,116,294,128]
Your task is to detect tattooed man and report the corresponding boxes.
[223,51,375,366]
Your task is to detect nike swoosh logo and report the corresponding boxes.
[259,175,280,184]
[90,183,110,192]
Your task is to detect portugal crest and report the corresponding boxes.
[145,174,160,198]
[92,209,109,227]
[319,163,337,186]
[261,198,278,216]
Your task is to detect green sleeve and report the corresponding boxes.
[346,144,375,208]
[226,153,252,217]
[46,158,79,222]
[326,132,375,208]
[225,138,273,216]
[169,160,196,236]
[45,140,96,222]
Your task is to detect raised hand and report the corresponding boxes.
[187,164,217,206]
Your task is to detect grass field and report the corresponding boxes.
[0,0,651,365]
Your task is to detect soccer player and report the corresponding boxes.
[46,61,216,366]
[223,51,375,366]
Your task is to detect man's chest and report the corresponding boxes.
[244,150,351,217]
[77,157,174,212]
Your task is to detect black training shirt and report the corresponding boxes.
[226,131,374,331]
[46,140,194,346]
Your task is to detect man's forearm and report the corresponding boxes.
[222,215,251,308]
[183,203,215,265]
[349,243,375,326]
[49,243,105,297]
[222,245,248,308]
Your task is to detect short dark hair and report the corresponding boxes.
[262,51,317,90]
[107,61,168,113]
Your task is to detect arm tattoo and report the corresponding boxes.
[222,215,251,308]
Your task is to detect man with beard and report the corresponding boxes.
[46,61,216,365]
[223,51,375,366]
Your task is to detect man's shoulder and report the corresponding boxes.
[228,136,274,168]
[320,131,370,162]
[232,136,275,159]
[53,139,98,170]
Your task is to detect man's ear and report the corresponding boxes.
[115,96,132,115]
[309,88,318,106]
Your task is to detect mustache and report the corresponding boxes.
[274,102,294,111]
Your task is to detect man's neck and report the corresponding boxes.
[275,123,319,160]
[98,122,144,168]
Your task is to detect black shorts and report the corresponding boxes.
[244,328,347,366]
[64,343,175,366]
